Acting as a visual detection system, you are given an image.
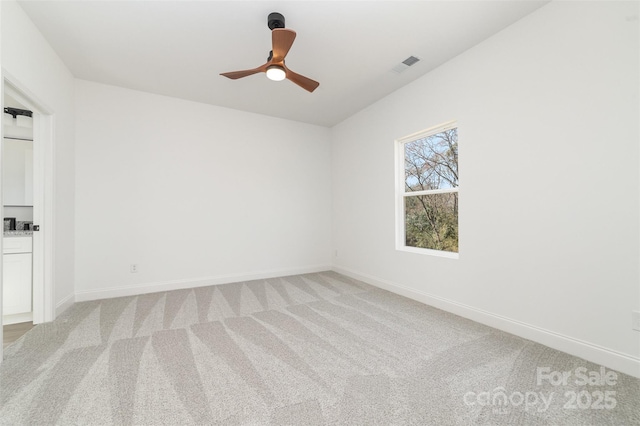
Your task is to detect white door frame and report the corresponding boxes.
[1,71,55,359]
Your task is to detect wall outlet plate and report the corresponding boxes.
[633,310,640,332]
[130,264,138,273]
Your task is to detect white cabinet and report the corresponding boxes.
[3,253,32,315]
[2,137,34,206]
[3,236,32,254]
[3,237,32,316]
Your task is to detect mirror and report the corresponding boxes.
[2,137,33,206]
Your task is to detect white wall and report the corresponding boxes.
[74,80,331,299]
[331,1,640,376]
[3,207,32,222]
[1,0,76,310]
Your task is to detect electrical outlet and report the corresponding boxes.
[334,249,338,257]
[633,310,640,332]
[130,264,138,273]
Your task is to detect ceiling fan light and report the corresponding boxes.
[266,65,286,81]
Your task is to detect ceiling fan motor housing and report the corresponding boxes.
[268,12,285,30]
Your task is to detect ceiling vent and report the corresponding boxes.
[392,56,420,74]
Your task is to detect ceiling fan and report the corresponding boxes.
[220,13,320,93]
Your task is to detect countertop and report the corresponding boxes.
[3,230,33,237]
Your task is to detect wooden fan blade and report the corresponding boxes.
[284,67,319,93]
[272,28,296,62]
[220,63,268,80]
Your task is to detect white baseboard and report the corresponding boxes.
[74,264,332,302]
[3,312,33,325]
[55,292,75,318]
[333,265,640,379]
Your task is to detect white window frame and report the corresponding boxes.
[395,120,459,259]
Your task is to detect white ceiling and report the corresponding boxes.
[18,1,548,127]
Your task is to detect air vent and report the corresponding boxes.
[402,56,420,66]
[392,56,420,74]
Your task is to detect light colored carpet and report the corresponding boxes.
[1,271,638,425]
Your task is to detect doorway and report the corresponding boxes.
[1,75,55,359]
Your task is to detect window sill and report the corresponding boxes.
[396,245,459,259]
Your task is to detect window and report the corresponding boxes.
[395,122,458,257]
